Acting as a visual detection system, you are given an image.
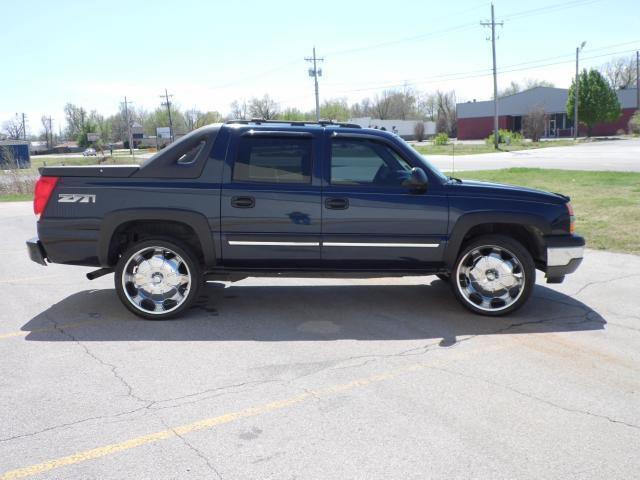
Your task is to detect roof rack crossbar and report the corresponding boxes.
[224,118,362,129]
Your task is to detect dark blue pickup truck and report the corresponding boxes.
[27,120,584,319]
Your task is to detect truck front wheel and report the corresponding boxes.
[115,238,202,320]
[451,234,535,316]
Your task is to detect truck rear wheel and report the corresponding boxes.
[115,238,202,320]
[451,234,535,316]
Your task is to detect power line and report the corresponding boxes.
[305,47,324,121]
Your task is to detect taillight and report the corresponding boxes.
[566,202,575,233]
[33,176,59,217]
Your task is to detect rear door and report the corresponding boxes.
[321,133,448,270]
[220,129,322,268]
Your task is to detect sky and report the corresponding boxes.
[1,0,639,135]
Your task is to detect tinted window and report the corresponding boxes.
[331,139,412,186]
[177,140,206,165]
[234,137,312,184]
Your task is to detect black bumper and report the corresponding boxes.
[26,237,47,266]
[544,234,585,281]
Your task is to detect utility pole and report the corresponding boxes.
[305,47,324,121]
[121,96,134,156]
[46,116,53,148]
[21,113,27,140]
[160,89,174,142]
[636,50,639,110]
[481,4,502,149]
[574,41,586,140]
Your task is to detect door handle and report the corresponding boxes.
[231,196,255,208]
[325,198,349,210]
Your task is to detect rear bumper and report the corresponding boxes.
[544,234,585,280]
[26,237,47,266]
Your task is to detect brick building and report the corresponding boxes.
[457,86,638,140]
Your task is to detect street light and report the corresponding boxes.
[574,41,586,140]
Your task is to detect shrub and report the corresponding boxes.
[485,129,523,146]
[629,110,640,135]
[413,121,426,142]
[434,132,449,145]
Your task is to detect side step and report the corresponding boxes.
[86,268,114,280]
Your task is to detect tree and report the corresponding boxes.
[320,98,350,121]
[413,121,426,142]
[522,105,546,141]
[601,55,638,89]
[64,103,86,138]
[229,100,249,120]
[435,90,457,137]
[372,90,393,119]
[497,79,555,98]
[2,116,24,140]
[248,94,279,120]
[567,69,621,136]
[185,109,223,130]
[417,93,437,121]
[143,106,186,137]
[278,107,308,121]
[40,116,53,148]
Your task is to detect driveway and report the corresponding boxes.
[1,201,639,479]
[426,138,640,172]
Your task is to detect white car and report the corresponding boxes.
[82,148,97,157]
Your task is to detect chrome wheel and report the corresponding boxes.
[456,244,525,312]
[121,246,191,315]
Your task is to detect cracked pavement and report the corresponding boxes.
[1,201,639,479]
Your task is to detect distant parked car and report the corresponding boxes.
[82,148,97,157]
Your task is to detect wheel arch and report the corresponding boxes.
[98,209,217,268]
[444,212,549,269]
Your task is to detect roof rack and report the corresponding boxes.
[224,118,362,129]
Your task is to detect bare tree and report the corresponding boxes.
[601,55,638,89]
[523,105,546,141]
[372,90,393,119]
[413,121,426,142]
[64,103,86,138]
[417,93,437,121]
[435,90,457,136]
[229,100,249,120]
[2,116,23,140]
[248,95,279,120]
[40,116,52,148]
[497,79,554,98]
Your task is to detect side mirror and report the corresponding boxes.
[403,167,428,192]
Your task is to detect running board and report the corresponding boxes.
[86,268,114,280]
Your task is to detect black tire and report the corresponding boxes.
[115,238,202,320]
[435,273,450,282]
[451,234,535,316]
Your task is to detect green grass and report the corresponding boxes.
[456,168,640,255]
[0,193,31,202]
[415,140,578,156]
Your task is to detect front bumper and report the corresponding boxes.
[545,234,585,281]
[26,237,47,266]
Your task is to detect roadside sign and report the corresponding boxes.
[156,127,171,139]
[87,133,100,142]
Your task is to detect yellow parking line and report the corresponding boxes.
[0,345,501,480]
[0,320,105,340]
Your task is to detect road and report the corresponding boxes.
[426,138,640,172]
[1,201,639,479]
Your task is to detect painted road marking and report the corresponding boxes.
[0,345,503,480]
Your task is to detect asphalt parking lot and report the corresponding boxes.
[1,201,639,479]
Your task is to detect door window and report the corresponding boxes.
[234,137,312,184]
[331,139,412,186]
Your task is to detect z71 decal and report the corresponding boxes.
[58,194,96,203]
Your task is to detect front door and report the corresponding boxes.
[321,134,448,270]
[220,130,322,268]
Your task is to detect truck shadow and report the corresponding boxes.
[22,279,605,343]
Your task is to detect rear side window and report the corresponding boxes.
[233,137,312,184]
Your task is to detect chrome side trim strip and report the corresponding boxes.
[228,241,320,246]
[547,246,584,266]
[323,242,439,248]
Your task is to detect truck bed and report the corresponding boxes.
[39,165,140,177]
